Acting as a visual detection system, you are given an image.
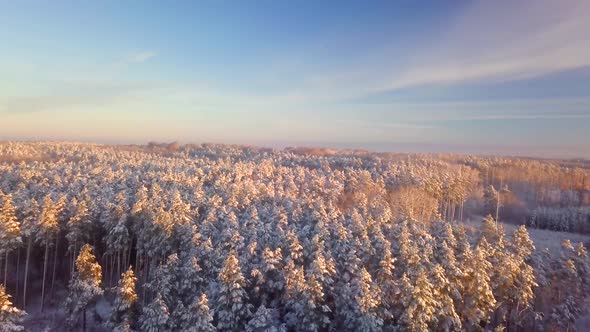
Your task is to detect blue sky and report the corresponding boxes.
[1,0,589,157]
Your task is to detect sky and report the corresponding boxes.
[1,0,589,158]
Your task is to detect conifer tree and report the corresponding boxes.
[246,304,286,332]
[66,199,92,267]
[216,250,252,331]
[66,244,104,332]
[141,292,171,332]
[346,267,382,331]
[21,198,39,308]
[376,245,397,325]
[460,240,496,329]
[0,194,22,286]
[180,294,216,332]
[109,267,139,331]
[398,271,438,332]
[37,195,59,312]
[283,261,328,332]
[0,284,26,332]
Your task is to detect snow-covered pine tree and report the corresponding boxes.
[503,225,537,328]
[284,230,303,265]
[283,260,325,332]
[460,239,496,329]
[66,244,104,332]
[215,250,252,331]
[246,304,286,332]
[0,194,22,286]
[105,199,131,285]
[108,267,139,331]
[430,264,461,331]
[140,292,172,332]
[0,284,26,332]
[113,318,133,332]
[398,270,438,332]
[147,253,179,306]
[66,199,92,271]
[20,198,39,308]
[179,294,216,332]
[345,267,382,331]
[37,195,59,312]
[177,256,204,305]
[251,247,284,307]
[375,244,397,326]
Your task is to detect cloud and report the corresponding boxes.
[381,0,590,91]
[122,51,156,64]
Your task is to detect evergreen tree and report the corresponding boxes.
[398,271,438,332]
[0,285,26,332]
[283,261,328,332]
[460,240,496,329]
[375,245,397,325]
[21,198,39,308]
[246,304,286,332]
[66,199,92,261]
[345,267,382,331]
[37,195,59,312]
[0,194,22,286]
[109,267,139,331]
[141,292,172,332]
[179,294,217,332]
[216,250,252,331]
[66,244,104,332]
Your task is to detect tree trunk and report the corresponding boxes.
[50,236,59,297]
[23,237,32,308]
[15,248,20,305]
[71,244,77,280]
[41,241,49,312]
[495,194,500,225]
[83,307,87,332]
[4,251,9,287]
[142,258,149,304]
[117,250,121,281]
[135,250,140,276]
[126,245,132,270]
[110,253,115,286]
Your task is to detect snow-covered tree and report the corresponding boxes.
[66,244,104,332]
[108,267,139,331]
[0,194,22,285]
[177,294,217,332]
[398,271,438,332]
[283,261,329,332]
[20,198,39,308]
[344,267,382,331]
[141,292,172,332]
[37,195,59,312]
[215,250,253,331]
[246,304,286,332]
[0,284,25,332]
[460,240,496,329]
[66,199,92,263]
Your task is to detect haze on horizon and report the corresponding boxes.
[1,0,589,158]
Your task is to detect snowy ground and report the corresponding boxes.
[463,216,590,254]
[21,289,110,332]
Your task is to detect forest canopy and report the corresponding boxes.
[0,142,589,331]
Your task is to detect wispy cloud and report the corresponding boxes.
[381,0,590,91]
[122,51,156,64]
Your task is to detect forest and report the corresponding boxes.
[0,141,589,331]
